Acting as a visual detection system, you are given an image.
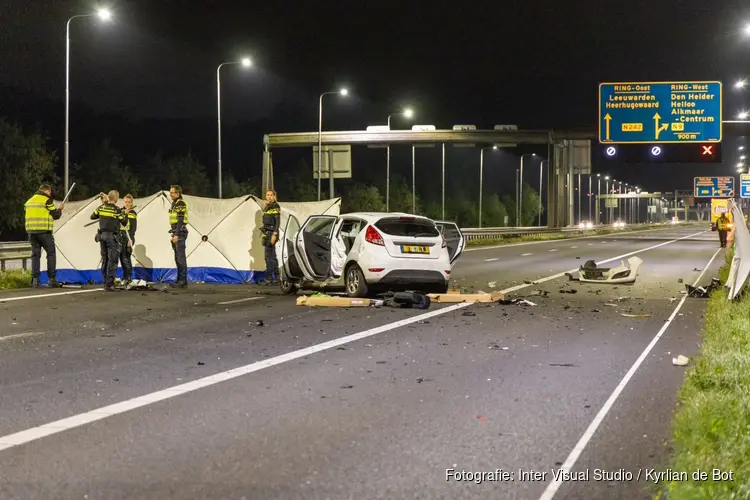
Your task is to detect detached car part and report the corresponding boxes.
[566,256,643,284]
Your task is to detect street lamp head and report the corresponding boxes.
[744,23,750,36]
[340,88,348,96]
[492,145,498,150]
[403,108,414,118]
[597,173,601,177]
[735,79,747,90]
[740,146,746,151]
[97,8,112,21]
[741,155,747,160]
[738,110,749,120]
[241,57,252,68]
[605,176,610,180]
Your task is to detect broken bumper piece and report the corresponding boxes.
[566,256,643,284]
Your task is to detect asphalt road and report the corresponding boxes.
[0,224,725,500]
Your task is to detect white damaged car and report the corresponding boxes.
[279,213,465,297]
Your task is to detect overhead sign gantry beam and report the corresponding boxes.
[263,129,595,148]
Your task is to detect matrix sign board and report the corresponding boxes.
[599,81,722,144]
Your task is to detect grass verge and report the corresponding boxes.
[466,223,666,247]
[0,269,31,290]
[658,249,750,499]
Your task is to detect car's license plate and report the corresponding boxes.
[401,245,429,254]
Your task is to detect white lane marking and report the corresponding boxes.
[463,226,683,253]
[217,297,265,305]
[0,302,472,452]
[548,249,558,252]
[538,247,722,500]
[587,243,593,246]
[501,231,707,294]
[0,332,44,342]
[484,258,499,262]
[0,289,101,303]
[570,246,578,249]
[521,253,533,257]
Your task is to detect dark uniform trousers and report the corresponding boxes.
[264,232,278,280]
[172,234,188,283]
[119,234,133,281]
[719,230,728,248]
[29,233,56,279]
[99,231,120,286]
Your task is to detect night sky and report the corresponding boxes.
[1,0,749,193]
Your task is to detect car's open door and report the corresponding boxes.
[295,215,337,280]
[281,214,305,281]
[435,220,465,265]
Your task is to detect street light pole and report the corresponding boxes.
[588,174,592,222]
[515,169,519,226]
[596,174,601,225]
[538,160,545,226]
[64,9,111,197]
[385,108,413,212]
[216,58,251,199]
[477,146,497,228]
[318,88,348,201]
[412,145,416,214]
[519,155,525,226]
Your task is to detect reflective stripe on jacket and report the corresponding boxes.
[24,193,58,232]
[169,198,188,234]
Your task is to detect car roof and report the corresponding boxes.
[339,212,434,223]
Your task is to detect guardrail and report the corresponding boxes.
[0,242,32,271]
[0,223,669,268]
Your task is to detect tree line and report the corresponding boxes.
[0,117,542,238]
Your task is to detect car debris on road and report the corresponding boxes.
[566,256,643,284]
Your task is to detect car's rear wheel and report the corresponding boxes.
[345,264,368,298]
[435,282,450,294]
[279,270,298,295]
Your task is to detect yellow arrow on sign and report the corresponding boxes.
[604,113,612,141]
[653,113,669,140]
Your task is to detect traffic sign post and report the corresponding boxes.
[599,81,722,144]
[693,176,734,198]
[741,174,750,199]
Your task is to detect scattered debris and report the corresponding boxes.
[255,320,264,327]
[549,363,578,367]
[461,311,476,317]
[487,281,497,289]
[559,288,578,294]
[524,280,533,284]
[591,308,601,313]
[672,355,689,366]
[686,278,721,298]
[603,303,618,307]
[621,313,651,318]
[428,291,505,303]
[677,278,684,284]
[528,289,549,297]
[340,384,354,389]
[693,268,702,272]
[197,361,205,366]
[476,415,487,422]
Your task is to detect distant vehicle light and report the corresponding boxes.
[578,222,585,229]
[586,222,593,229]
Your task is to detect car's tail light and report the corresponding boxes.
[445,270,451,274]
[368,268,385,272]
[365,225,384,246]
[441,236,447,248]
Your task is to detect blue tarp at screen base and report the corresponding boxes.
[39,268,274,285]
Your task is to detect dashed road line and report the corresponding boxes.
[217,297,265,305]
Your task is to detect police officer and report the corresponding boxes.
[91,190,128,291]
[261,189,281,285]
[168,185,189,288]
[118,194,138,285]
[717,212,730,248]
[24,183,64,288]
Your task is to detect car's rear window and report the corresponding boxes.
[375,217,439,237]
